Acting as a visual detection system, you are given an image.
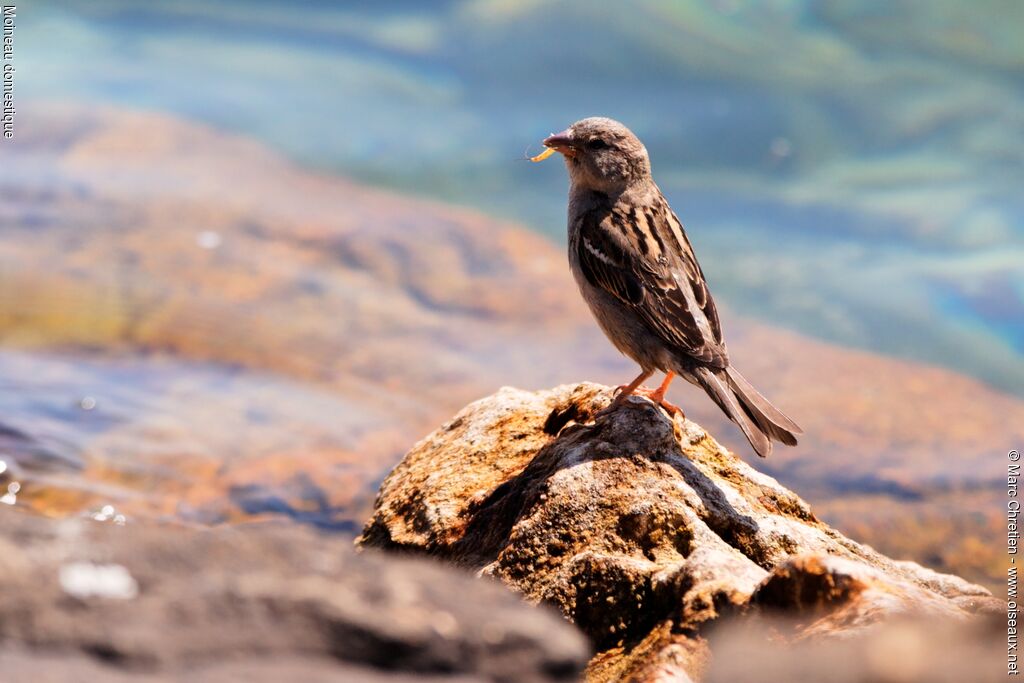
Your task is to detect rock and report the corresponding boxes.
[0,507,588,682]
[359,383,1002,681]
[705,614,1004,682]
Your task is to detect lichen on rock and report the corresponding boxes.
[359,382,1001,681]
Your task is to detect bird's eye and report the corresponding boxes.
[587,139,609,150]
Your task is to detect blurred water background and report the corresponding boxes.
[18,0,1024,393]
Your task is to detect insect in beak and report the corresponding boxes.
[532,130,577,162]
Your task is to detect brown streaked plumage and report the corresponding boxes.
[541,117,802,457]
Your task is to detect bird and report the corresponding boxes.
[536,117,801,457]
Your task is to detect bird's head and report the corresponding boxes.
[541,117,651,195]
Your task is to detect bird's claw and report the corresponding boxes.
[653,397,685,419]
[601,388,685,420]
[634,387,685,418]
[612,384,637,397]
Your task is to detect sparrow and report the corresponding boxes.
[538,117,801,457]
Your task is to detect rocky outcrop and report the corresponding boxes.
[359,383,1002,681]
[0,507,588,682]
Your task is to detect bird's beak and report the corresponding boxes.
[543,129,577,157]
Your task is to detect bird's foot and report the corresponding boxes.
[612,383,644,396]
[595,391,629,418]
[600,386,685,419]
[633,387,685,418]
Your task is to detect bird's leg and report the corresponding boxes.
[633,372,685,418]
[643,371,676,404]
[612,369,653,399]
[600,369,653,415]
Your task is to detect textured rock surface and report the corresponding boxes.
[359,383,1002,680]
[0,508,588,682]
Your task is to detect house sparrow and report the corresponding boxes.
[539,117,801,457]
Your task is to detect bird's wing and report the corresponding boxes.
[575,197,728,367]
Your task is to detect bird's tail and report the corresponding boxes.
[693,366,802,458]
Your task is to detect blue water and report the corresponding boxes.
[14,0,1024,394]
